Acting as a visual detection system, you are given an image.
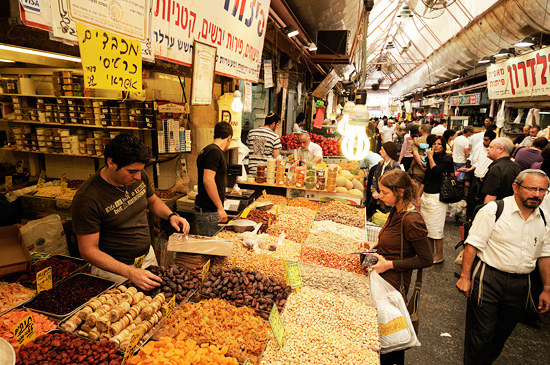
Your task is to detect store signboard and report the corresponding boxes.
[450,93,480,106]
[152,0,271,82]
[487,46,550,99]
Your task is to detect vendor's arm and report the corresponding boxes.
[538,256,550,313]
[204,169,228,223]
[147,194,190,234]
[311,155,322,164]
[77,232,161,291]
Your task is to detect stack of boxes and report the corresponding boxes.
[326,164,338,192]
[156,102,191,154]
[266,158,276,184]
[295,166,305,188]
[305,162,316,189]
[52,71,84,97]
[275,160,286,186]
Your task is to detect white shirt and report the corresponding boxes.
[466,196,550,274]
[452,135,470,164]
[431,124,447,136]
[470,141,492,178]
[468,132,484,154]
[381,125,394,143]
[293,123,303,134]
[519,136,535,147]
[378,120,385,132]
[298,142,323,162]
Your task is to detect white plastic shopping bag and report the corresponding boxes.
[20,214,70,256]
[370,270,420,353]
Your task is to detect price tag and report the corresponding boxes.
[231,254,237,268]
[60,172,67,182]
[276,206,279,217]
[37,170,46,189]
[12,315,36,347]
[282,260,289,286]
[228,220,233,225]
[5,175,12,191]
[268,217,272,228]
[36,267,52,293]
[60,181,68,194]
[262,189,267,198]
[133,255,145,268]
[241,208,251,218]
[121,330,141,365]
[268,303,285,347]
[202,259,211,282]
[243,359,252,365]
[166,295,176,320]
[285,261,303,290]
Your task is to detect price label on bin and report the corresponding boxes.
[133,255,145,268]
[166,295,176,320]
[241,208,251,218]
[5,175,12,191]
[262,189,267,198]
[285,262,303,290]
[202,259,211,282]
[13,315,36,347]
[231,255,237,268]
[36,267,52,293]
[269,303,285,347]
[243,358,252,365]
[122,330,141,365]
[37,170,46,189]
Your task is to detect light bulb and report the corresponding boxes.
[338,114,349,134]
[342,125,370,161]
[231,90,243,112]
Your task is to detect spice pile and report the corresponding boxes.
[300,246,366,275]
[255,194,288,206]
[317,201,365,218]
[34,186,77,200]
[305,220,365,254]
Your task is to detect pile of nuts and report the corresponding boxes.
[200,267,291,318]
[266,206,315,243]
[18,332,123,364]
[260,287,379,365]
[300,246,366,275]
[243,209,276,232]
[286,197,319,211]
[299,263,371,305]
[317,201,365,218]
[315,210,366,229]
[158,298,269,359]
[255,194,288,206]
[34,186,77,200]
[305,220,366,254]
[139,265,202,303]
[216,231,300,263]
[15,256,84,289]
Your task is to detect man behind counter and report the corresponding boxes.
[72,134,190,290]
[297,132,323,164]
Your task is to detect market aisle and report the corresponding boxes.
[406,217,550,365]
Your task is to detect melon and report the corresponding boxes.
[337,166,343,174]
[344,179,353,190]
[349,189,363,197]
[351,178,364,191]
[336,176,347,187]
[336,187,348,193]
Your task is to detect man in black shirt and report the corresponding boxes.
[481,138,521,203]
[195,122,233,236]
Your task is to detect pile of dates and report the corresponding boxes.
[17,256,84,289]
[140,265,202,303]
[201,267,291,319]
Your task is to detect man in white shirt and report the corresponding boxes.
[380,120,395,143]
[431,119,447,136]
[519,125,541,147]
[293,112,306,134]
[297,133,323,164]
[456,169,550,364]
[452,126,475,170]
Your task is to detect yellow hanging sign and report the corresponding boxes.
[202,259,211,282]
[36,267,52,293]
[268,303,285,347]
[77,23,142,92]
[285,261,303,290]
[122,330,142,365]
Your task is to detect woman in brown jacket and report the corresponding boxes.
[360,169,433,365]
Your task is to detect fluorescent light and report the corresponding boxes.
[231,90,243,112]
[451,77,460,82]
[282,25,299,38]
[478,56,491,64]
[494,48,514,57]
[515,37,536,47]
[308,42,317,51]
[0,59,15,63]
[0,44,81,63]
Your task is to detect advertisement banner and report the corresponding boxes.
[151,0,270,82]
[450,93,480,106]
[487,46,550,99]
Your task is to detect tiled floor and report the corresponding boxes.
[406,217,550,365]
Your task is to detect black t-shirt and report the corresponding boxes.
[513,135,526,145]
[71,168,155,265]
[196,143,226,212]
[481,157,521,199]
[423,153,454,193]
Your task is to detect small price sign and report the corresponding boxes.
[276,206,279,217]
[202,259,211,282]
[262,189,267,198]
[268,217,272,228]
[282,260,289,286]
[243,359,252,365]
[285,261,303,290]
[231,255,237,268]
[241,208,251,218]
[60,172,67,182]
[133,255,145,268]
[36,267,52,293]
[37,170,46,189]
[166,295,176,320]
[269,303,285,347]
[5,175,12,191]
[12,315,36,347]
[122,330,141,365]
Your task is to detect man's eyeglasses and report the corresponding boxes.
[518,184,549,194]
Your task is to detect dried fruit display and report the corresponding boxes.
[34,186,77,200]
[155,190,183,199]
[157,298,269,360]
[300,246,366,275]
[61,285,165,350]
[14,256,84,289]
[286,197,318,211]
[317,201,365,218]
[129,336,239,365]
[200,267,290,318]
[0,282,35,314]
[255,194,288,206]
[260,287,379,365]
[135,265,201,304]
[305,220,366,254]
[0,309,56,352]
[240,209,276,232]
[17,332,122,364]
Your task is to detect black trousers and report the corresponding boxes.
[381,349,405,365]
[464,259,529,365]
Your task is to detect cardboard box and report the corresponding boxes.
[0,225,32,277]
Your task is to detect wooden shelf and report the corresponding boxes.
[1,147,101,158]
[0,93,123,100]
[1,119,154,131]
[238,180,361,197]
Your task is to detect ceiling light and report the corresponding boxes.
[514,37,536,47]
[0,59,15,63]
[308,42,317,51]
[478,56,492,64]
[282,25,299,38]
[0,44,81,62]
[494,48,514,57]
[451,77,460,82]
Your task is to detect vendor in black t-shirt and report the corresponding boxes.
[72,134,190,290]
[195,121,233,236]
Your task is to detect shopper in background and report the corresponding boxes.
[297,132,323,164]
[195,122,234,236]
[409,124,432,184]
[519,125,541,147]
[371,142,401,212]
[514,136,548,170]
[72,134,190,290]
[394,123,407,159]
[514,125,532,146]
[367,120,378,152]
[293,112,306,134]
[443,129,457,155]
[360,169,433,365]
[431,119,447,136]
[532,144,550,174]
[452,125,475,171]
[381,119,395,143]
[398,124,419,172]
[246,113,282,174]
[481,138,521,204]
[456,169,550,364]
[417,135,454,264]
